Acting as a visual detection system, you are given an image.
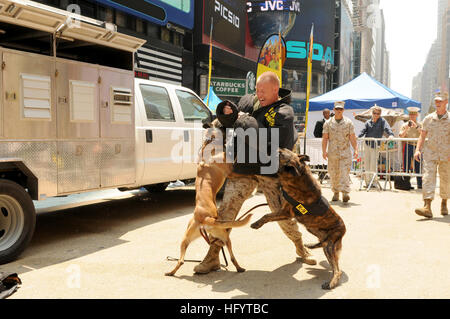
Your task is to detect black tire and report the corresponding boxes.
[0,180,36,264]
[144,182,169,193]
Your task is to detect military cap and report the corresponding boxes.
[334,101,345,109]
[407,107,420,114]
[434,91,449,101]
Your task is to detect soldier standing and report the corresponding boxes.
[399,107,423,189]
[414,91,449,218]
[322,101,358,202]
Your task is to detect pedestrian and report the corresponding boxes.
[314,108,331,138]
[414,91,449,218]
[398,107,422,189]
[358,104,394,186]
[322,101,358,202]
[194,71,316,274]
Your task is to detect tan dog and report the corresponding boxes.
[165,124,252,276]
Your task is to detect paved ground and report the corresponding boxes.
[1,175,449,299]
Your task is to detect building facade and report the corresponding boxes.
[412,0,450,115]
[438,2,450,95]
[351,0,389,85]
[31,0,195,87]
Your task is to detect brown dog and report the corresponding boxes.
[251,149,346,289]
[165,124,252,276]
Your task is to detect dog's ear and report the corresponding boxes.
[297,154,310,163]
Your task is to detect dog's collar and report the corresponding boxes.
[281,187,329,217]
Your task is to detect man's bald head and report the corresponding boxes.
[256,71,280,89]
[256,72,280,107]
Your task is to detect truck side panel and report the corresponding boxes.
[3,50,56,139]
[55,60,100,139]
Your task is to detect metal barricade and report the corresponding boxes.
[357,137,423,191]
[297,137,423,191]
[296,137,329,183]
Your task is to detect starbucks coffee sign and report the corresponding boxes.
[210,77,246,97]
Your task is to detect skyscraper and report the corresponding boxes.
[412,0,449,114]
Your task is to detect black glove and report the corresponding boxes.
[216,100,239,128]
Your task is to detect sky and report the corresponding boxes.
[379,0,438,97]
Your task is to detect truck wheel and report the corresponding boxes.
[0,180,36,264]
[144,182,169,193]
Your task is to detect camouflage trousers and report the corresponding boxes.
[422,158,450,200]
[328,155,352,194]
[207,174,311,259]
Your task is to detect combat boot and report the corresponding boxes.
[415,199,433,218]
[193,242,222,274]
[342,193,350,203]
[294,241,317,265]
[441,199,448,216]
[332,192,339,201]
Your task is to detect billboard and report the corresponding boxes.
[257,34,287,85]
[203,0,247,56]
[93,0,194,29]
[246,0,335,69]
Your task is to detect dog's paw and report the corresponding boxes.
[236,267,246,273]
[321,281,331,290]
[321,279,339,290]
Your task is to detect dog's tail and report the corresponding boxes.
[305,242,323,249]
[202,214,253,228]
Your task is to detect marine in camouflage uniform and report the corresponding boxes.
[399,107,423,188]
[322,101,358,202]
[414,91,450,218]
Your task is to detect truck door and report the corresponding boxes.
[2,50,56,139]
[55,60,101,193]
[136,82,183,185]
[98,67,136,188]
[1,50,58,196]
[173,89,212,180]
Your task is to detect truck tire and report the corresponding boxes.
[0,180,36,264]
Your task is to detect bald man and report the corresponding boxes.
[194,71,316,274]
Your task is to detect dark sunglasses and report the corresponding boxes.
[373,112,381,115]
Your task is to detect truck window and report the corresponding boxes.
[175,90,211,122]
[140,84,175,121]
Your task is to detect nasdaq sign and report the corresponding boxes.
[286,41,334,65]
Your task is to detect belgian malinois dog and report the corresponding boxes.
[251,149,346,289]
[165,121,252,276]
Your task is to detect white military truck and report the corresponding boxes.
[0,0,212,263]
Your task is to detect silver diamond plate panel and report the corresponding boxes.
[100,139,135,188]
[57,141,101,194]
[0,141,58,197]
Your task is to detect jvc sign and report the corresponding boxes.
[286,41,334,65]
[246,0,301,13]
